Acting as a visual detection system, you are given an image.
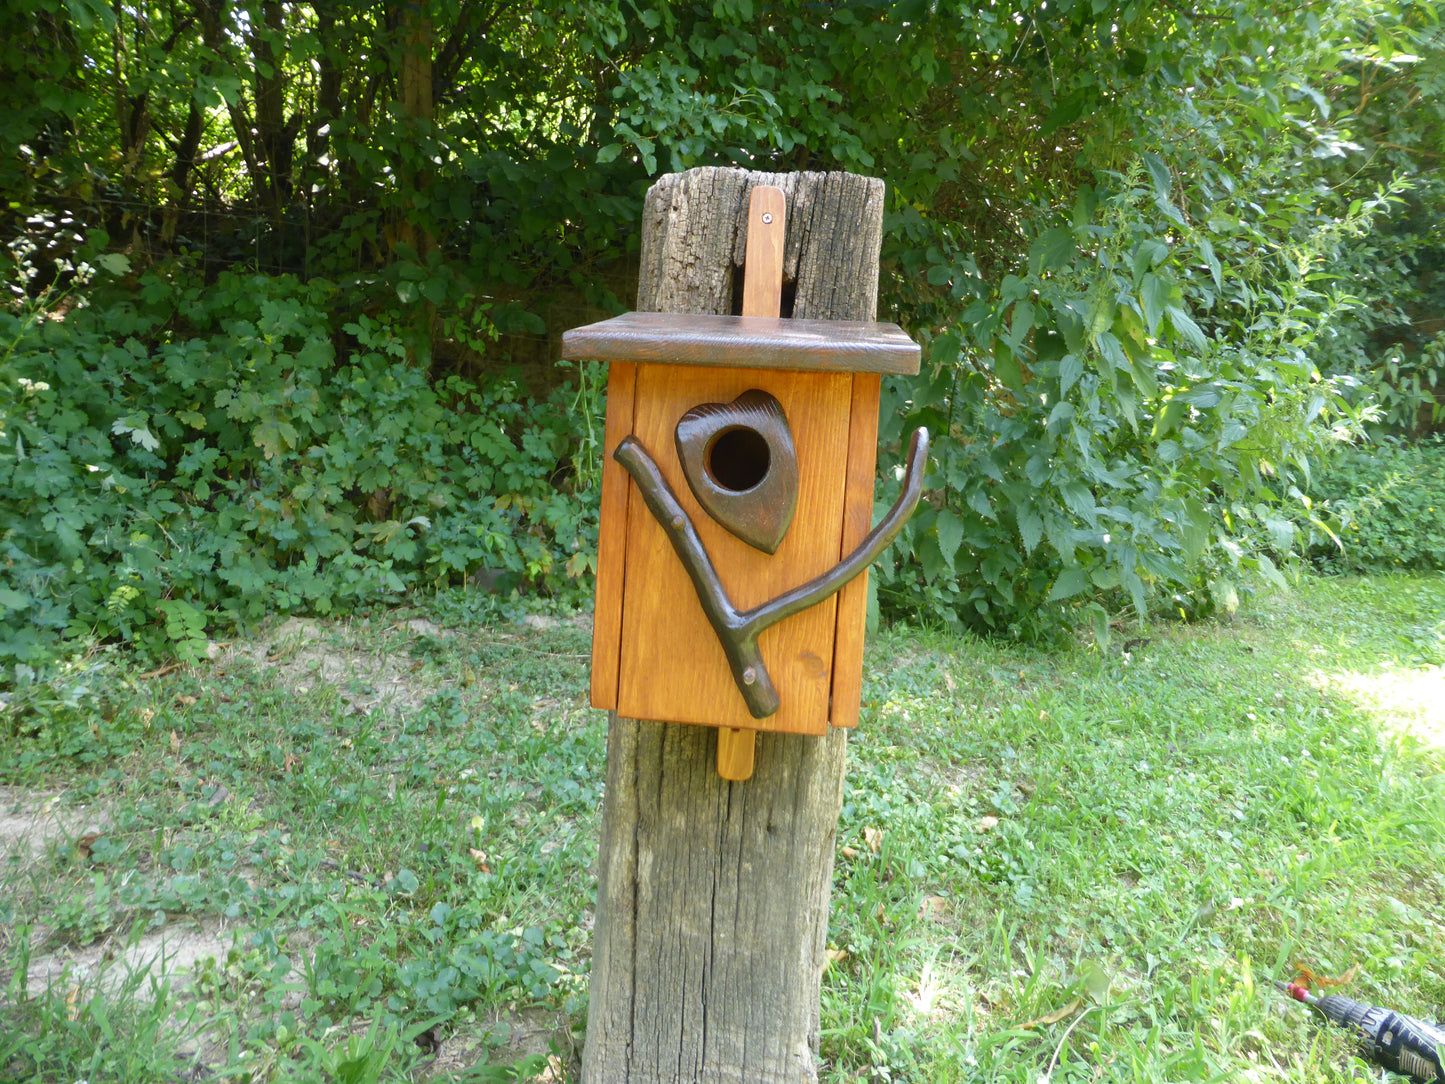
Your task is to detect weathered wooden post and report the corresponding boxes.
[562,167,923,1084]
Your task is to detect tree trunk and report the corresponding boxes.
[250,0,290,215]
[170,0,227,212]
[583,167,886,1084]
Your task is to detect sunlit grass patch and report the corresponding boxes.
[825,573,1445,1082]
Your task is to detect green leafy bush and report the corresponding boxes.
[1367,332,1445,439]
[1308,439,1445,572]
[873,158,1385,638]
[1,262,600,665]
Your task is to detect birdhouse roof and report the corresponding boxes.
[561,312,920,375]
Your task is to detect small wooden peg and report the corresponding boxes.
[717,728,756,781]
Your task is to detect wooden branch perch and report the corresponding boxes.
[613,426,930,718]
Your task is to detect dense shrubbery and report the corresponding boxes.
[0,259,600,664]
[871,161,1393,638]
[3,0,1443,663]
[1308,439,1445,573]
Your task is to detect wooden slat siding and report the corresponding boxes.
[560,311,920,375]
[588,361,637,711]
[615,364,851,736]
[827,372,883,729]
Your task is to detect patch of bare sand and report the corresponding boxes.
[20,917,239,999]
[416,1007,577,1083]
[0,785,239,1009]
[0,785,113,865]
[220,615,457,716]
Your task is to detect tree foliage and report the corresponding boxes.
[2,0,1442,659]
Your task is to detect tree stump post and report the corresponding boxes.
[582,167,887,1084]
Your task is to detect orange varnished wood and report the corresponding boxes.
[742,187,786,320]
[561,312,920,375]
[589,362,637,711]
[616,365,852,735]
[827,373,882,729]
[716,728,756,780]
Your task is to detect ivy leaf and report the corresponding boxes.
[111,417,160,451]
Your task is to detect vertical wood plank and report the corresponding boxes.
[717,184,789,773]
[741,186,787,319]
[827,373,882,729]
[589,361,637,711]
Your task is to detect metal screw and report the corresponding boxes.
[671,515,684,530]
[761,212,773,224]
[742,667,757,685]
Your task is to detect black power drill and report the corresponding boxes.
[1275,980,1445,1083]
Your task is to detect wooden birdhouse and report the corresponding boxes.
[561,188,925,779]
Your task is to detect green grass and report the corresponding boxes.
[1,574,1442,1082]
[827,573,1445,1083]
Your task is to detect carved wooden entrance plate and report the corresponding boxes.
[674,389,798,554]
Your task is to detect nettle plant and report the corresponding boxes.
[875,156,1393,639]
[0,256,600,665]
[1309,437,1445,573]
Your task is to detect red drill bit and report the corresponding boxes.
[1275,979,1444,1083]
